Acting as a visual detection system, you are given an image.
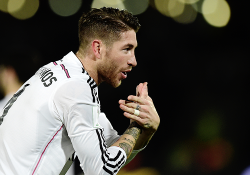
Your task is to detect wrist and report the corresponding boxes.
[128,121,143,134]
[142,126,157,136]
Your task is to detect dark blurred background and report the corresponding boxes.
[0,0,249,174]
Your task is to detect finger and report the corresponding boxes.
[120,104,140,115]
[120,102,143,111]
[127,95,147,105]
[123,112,143,123]
[136,83,143,97]
[118,99,133,105]
[140,82,148,99]
[118,99,125,105]
[120,104,148,120]
[123,112,150,129]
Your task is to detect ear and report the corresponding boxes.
[91,40,102,59]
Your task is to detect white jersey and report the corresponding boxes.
[0,52,141,175]
[0,93,14,112]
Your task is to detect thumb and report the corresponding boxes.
[140,82,148,99]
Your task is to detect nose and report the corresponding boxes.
[128,55,137,67]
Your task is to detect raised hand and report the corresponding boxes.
[119,82,160,133]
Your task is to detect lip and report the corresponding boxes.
[121,69,131,79]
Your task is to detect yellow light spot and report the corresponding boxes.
[7,0,25,13]
[8,0,39,20]
[100,0,125,6]
[191,0,203,13]
[154,0,167,15]
[92,0,125,9]
[173,4,197,24]
[0,0,8,13]
[168,0,185,17]
[155,0,185,17]
[124,0,149,15]
[49,0,82,17]
[178,0,199,4]
[202,0,231,27]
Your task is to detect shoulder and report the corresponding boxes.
[53,79,95,106]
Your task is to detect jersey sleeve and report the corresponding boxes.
[98,112,146,167]
[98,112,120,147]
[51,80,127,175]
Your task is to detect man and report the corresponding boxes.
[0,7,160,175]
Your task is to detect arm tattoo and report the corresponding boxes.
[124,137,135,146]
[124,127,140,141]
[119,142,132,157]
[124,121,142,140]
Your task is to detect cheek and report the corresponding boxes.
[103,60,119,76]
[109,57,122,70]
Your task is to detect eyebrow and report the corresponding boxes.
[125,43,138,49]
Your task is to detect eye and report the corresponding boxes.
[123,48,130,51]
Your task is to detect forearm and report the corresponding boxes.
[111,121,141,158]
[133,128,155,150]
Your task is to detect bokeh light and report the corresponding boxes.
[154,0,231,27]
[196,138,233,172]
[178,0,199,4]
[154,0,168,16]
[0,0,8,13]
[166,109,234,174]
[8,0,39,20]
[169,143,193,172]
[49,0,82,17]
[92,0,149,15]
[168,0,185,17]
[155,0,185,18]
[155,0,198,24]
[1,0,232,27]
[194,111,233,172]
[196,111,222,141]
[172,3,197,24]
[7,0,25,14]
[99,0,125,5]
[191,0,204,13]
[124,0,149,15]
[92,0,125,10]
[202,0,231,27]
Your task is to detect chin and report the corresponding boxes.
[112,80,122,88]
[105,77,122,88]
[117,81,122,87]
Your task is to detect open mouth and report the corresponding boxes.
[121,69,131,79]
[121,72,127,79]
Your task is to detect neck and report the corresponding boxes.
[75,51,100,85]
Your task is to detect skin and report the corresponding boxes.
[76,30,138,88]
[119,82,160,150]
[76,30,160,158]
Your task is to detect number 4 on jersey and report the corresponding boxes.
[0,84,30,125]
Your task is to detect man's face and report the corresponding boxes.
[98,30,138,88]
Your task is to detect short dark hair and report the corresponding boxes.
[78,7,141,51]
